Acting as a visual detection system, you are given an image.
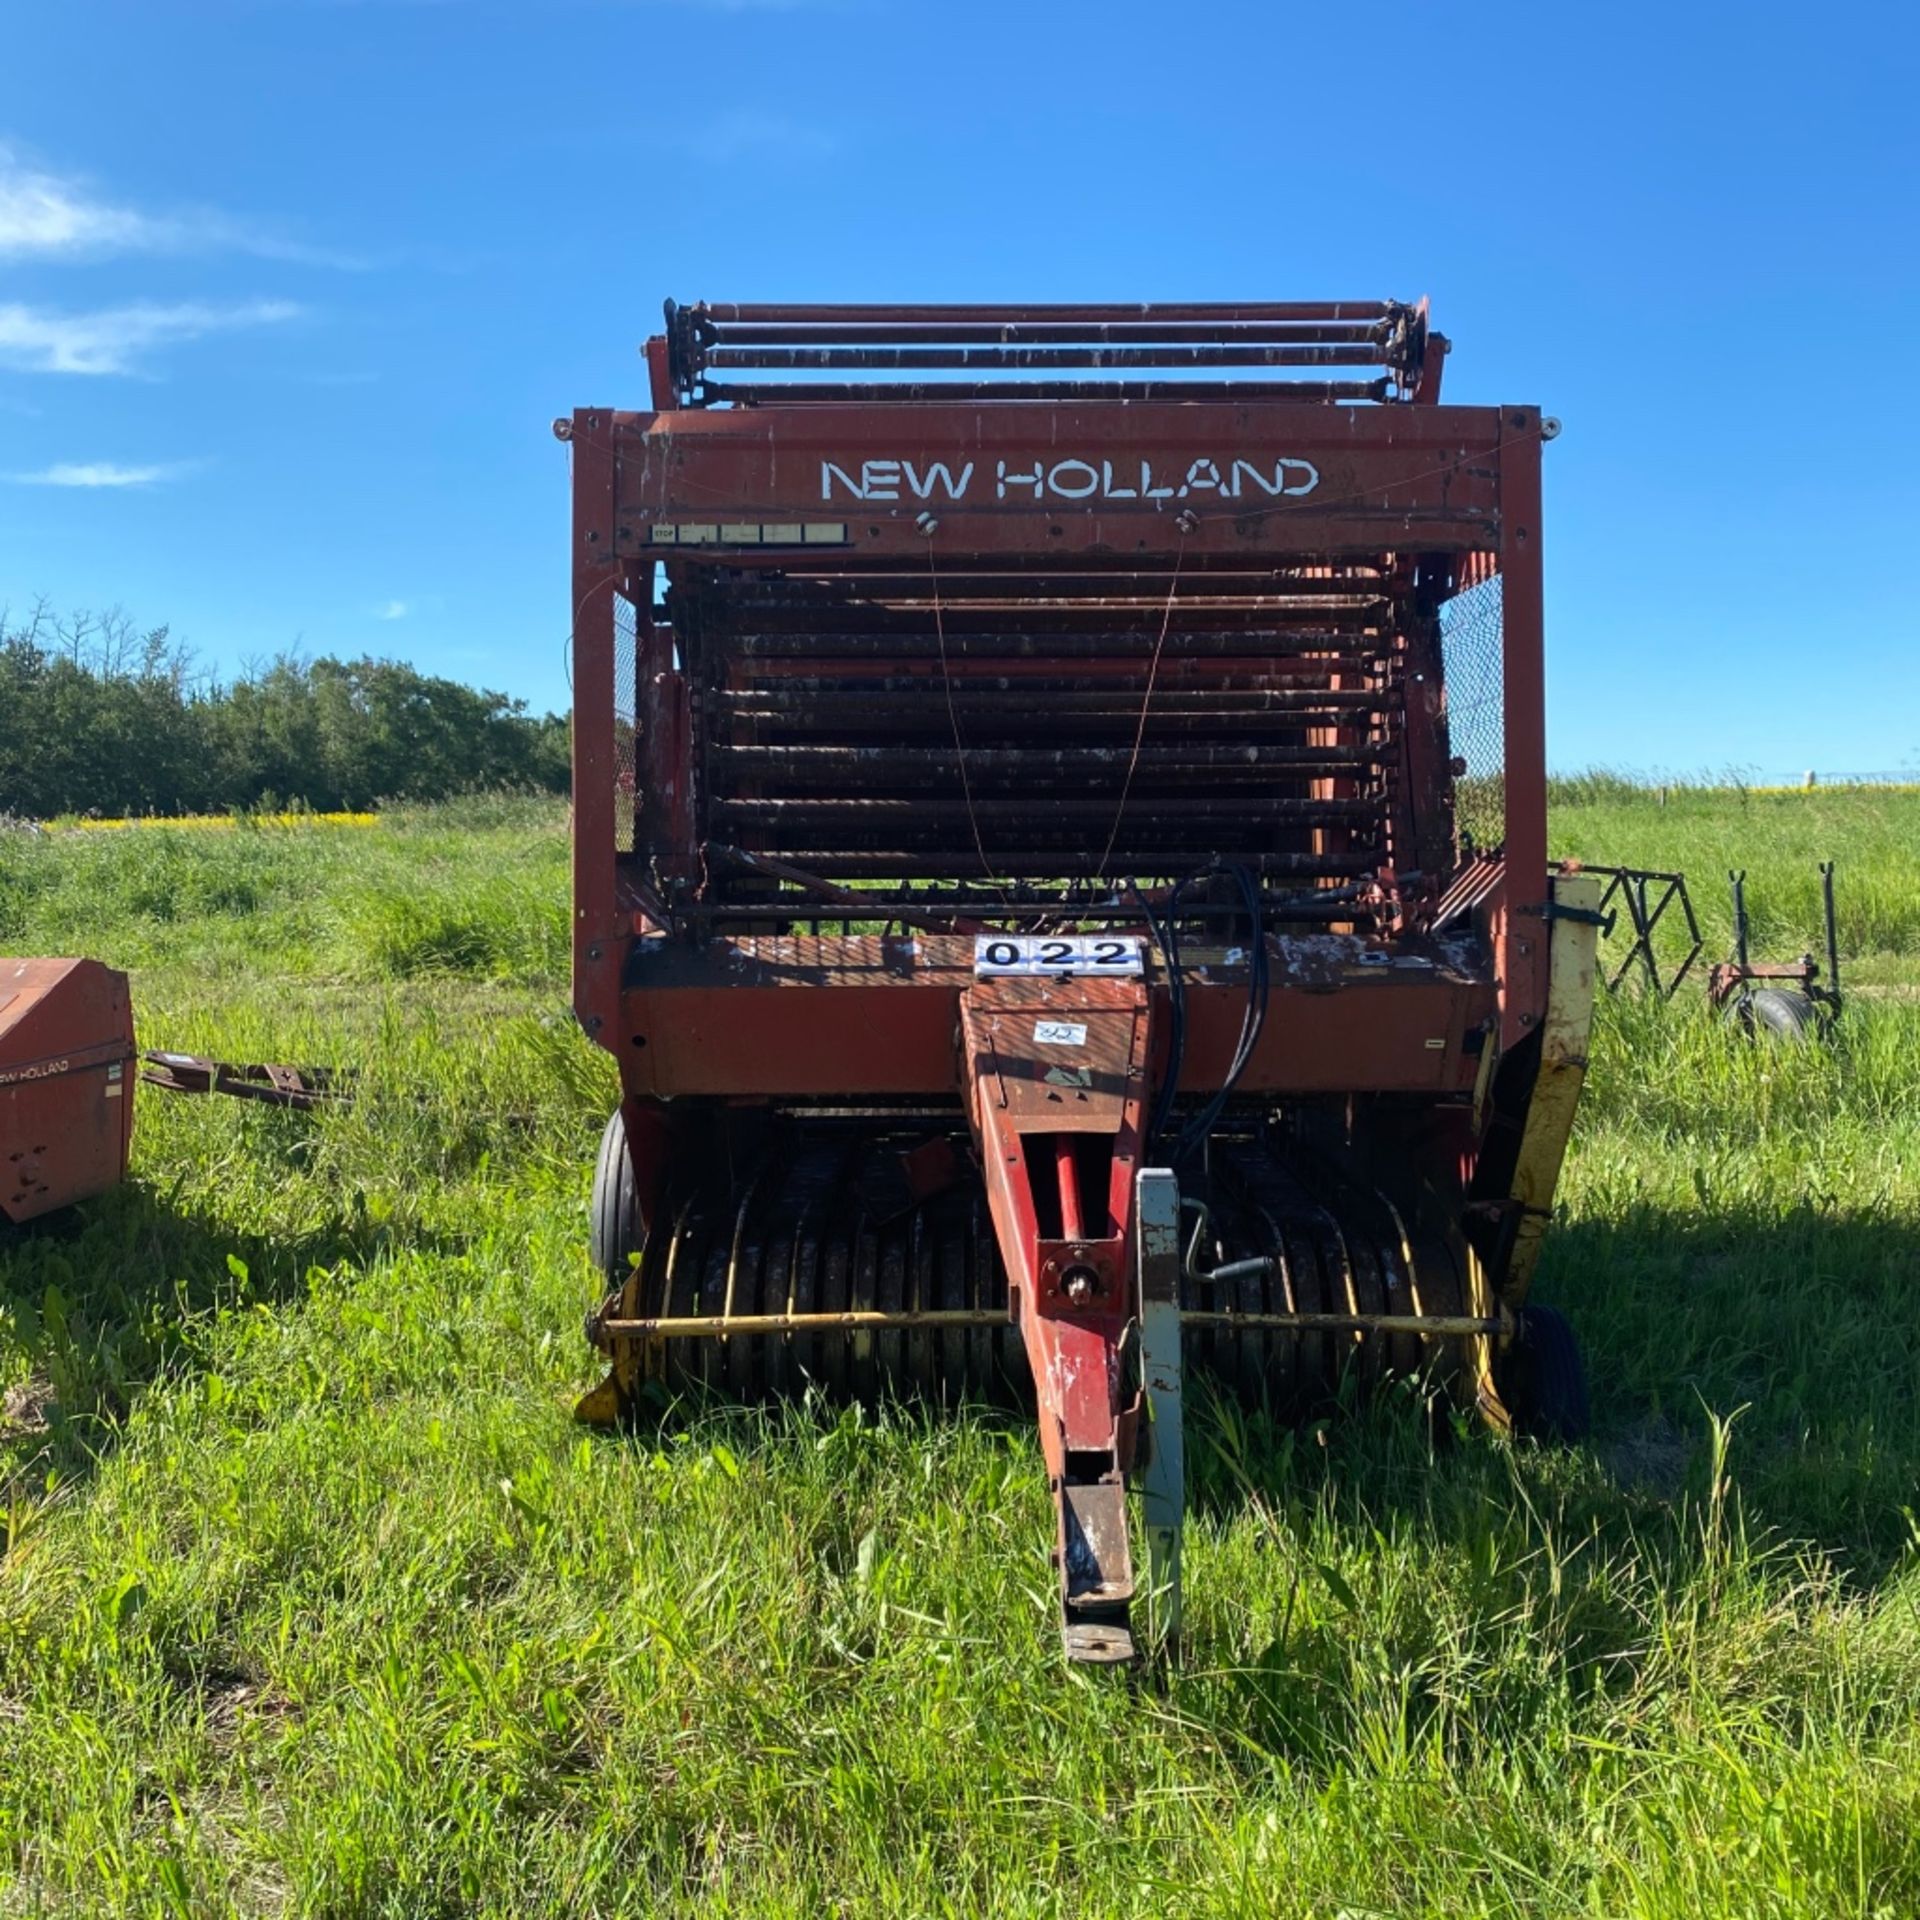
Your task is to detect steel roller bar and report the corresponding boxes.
[682,299,1405,323]
[597,1308,1502,1340]
[698,378,1396,406]
[682,899,1376,924]
[707,320,1392,347]
[716,671,1379,694]
[715,688,1390,715]
[721,632,1389,658]
[710,797,1383,823]
[711,743,1389,774]
[704,345,1396,371]
[730,852,1377,879]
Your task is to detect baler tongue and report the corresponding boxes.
[959,975,1154,1662]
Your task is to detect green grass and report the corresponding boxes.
[1550,776,1920,988]
[4,790,1920,1915]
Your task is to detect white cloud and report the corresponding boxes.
[375,599,409,620]
[6,461,193,488]
[0,299,301,375]
[0,143,363,268]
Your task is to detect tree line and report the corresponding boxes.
[0,603,570,817]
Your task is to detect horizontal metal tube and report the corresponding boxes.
[742,852,1375,878]
[1180,1310,1505,1336]
[601,1309,1012,1338]
[599,1307,1501,1340]
[724,633,1388,660]
[721,671,1373,695]
[703,577,1397,602]
[713,796,1383,823]
[715,688,1389,715]
[687,300,1403,324]
[713,744,1386,774]
[703,595,1394,620]
[706,320,1391,348]
[704,344,1391,371]
[720,717,1391,742]
[697,377,1396,405]
[687,900,1374,923]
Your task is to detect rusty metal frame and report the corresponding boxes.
[566,296,1562,1664]
[1584,866,1702,998]
[565,404,1553,1082]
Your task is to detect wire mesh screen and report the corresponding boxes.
[1438,572,1505,854]
[613,591,638,855]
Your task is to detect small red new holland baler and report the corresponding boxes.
[565,300,1602,1662]
[1,958,136,1224]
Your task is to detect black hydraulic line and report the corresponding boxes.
[1170,864,1270,1168]
[1139,877,1189,1155]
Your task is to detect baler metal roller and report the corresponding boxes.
[720,852,1379,880]
[586,1129,1484,1415]
[716,687,1392,718]
[714,673,1380,696]
[705,321,1394,346]
[719,630,1390,658]
[709,744,1390,777]
[664,298,1434,408]
[705,346,1403,371]
[710,798,1383,825]
[678,299,1409,321]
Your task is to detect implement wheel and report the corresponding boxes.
[589,1106,644,1291]
[1741,987,1816,1041]
[1496,1303,1590,1444]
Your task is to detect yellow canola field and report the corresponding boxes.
[60,812,380,831]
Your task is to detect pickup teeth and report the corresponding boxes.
[581,1127,1472,1415]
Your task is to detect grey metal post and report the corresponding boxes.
[1136,1166,1184,1657]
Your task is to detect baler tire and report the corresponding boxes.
[589,1107,644,1292]
[1499,1302,1591,1445]
[1744,987,1816,1041]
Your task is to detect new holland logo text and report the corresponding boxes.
[820,455,1320,505]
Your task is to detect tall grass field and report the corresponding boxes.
[3,786,1920,1916]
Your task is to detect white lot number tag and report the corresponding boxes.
[973,935,1144,978]
[1034,1020,1088,1047]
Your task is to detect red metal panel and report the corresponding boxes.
[1497,413,1550,1048]
[0,957,136,1221]
[568,414,625,1044]
[580,402,1510,564]
[614,934,1493,1101]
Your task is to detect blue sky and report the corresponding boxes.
[3,0,1914,776]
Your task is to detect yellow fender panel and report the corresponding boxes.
[1503,870,1604,1306]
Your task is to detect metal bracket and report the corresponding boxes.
[1540,900,1615,934]
[1136,1167,1184,1659]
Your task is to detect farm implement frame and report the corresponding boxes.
[564,299,1601,1662]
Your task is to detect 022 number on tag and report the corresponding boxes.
[972,935,1144,978]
